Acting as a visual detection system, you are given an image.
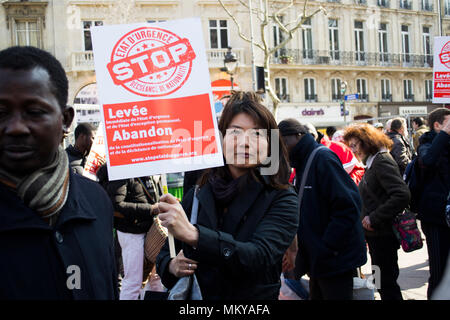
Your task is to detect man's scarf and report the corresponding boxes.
[0,146,70,226]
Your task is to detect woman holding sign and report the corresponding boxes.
[156,91,299,300]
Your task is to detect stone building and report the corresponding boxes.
[0,0,446,132]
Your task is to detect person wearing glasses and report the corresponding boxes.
[344,123,410,300]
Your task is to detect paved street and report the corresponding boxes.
[361,221,429,300]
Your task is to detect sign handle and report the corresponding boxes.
[161,174,176,258]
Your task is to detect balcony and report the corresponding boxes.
[206,48,245,68]
[404,94,415,102]
[71,51,94,71]
[378,0,390,8]
[358,94,369,102]
[276,93,290,103]
[399,0,412,10]
[270,49,433,69]
[356,0,367,5]
[305,94,318,102]
[421,2,433,11]
[332,93,343,102]
[425,94,432,101]
[382,93,392,102]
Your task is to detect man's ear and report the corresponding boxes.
[63,106,75,130]
[433,121,441,132]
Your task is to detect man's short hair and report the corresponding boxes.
[390,118,404,132]
[0,46,68,110]
[326,126,337,138]
[278,118,308,137]
[74,123,95,140]
[428,108,450,131]
[412,117,424,127]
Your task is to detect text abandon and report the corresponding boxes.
[107,38,196,85]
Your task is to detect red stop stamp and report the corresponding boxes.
[107,27,196,97]
[439,41,450,69]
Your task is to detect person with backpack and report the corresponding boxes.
[416,107,450,299]
[344,123,410,300]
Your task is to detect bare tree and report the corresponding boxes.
[218,0,326,119]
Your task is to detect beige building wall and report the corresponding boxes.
[0,0,443,128]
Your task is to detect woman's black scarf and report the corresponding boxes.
[208,167,250,207]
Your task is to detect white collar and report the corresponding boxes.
[366,148,388,169]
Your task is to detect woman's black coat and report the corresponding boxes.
[156,175,299,300]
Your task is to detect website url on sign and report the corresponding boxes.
[131,151,197,163]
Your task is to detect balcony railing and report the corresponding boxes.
[206,48,245,68]
[382,93,392,102]
[404,94,415,102]
[421,2,433,11]
[446,5,450,16]
[356,0,367,5]
[270,49,433,68]
[378,0,390,8]
[399,0,412,10]
[276,93,290,103]
[71,51,94,71]
[305,94,318,102]
[425,94,432,101]
[332,93,343,101]
[358,94,369,102]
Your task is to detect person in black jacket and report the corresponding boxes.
[65,123,95,174]
[0,46,117,299]
[105,175,162,300]
[278,118,367,300]
[344,123,410,300]
[417,108,450,299]
[156,91,299,300]
[387,118,413,176]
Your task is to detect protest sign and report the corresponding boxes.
[91,18,223,181]
[433,36,450,103]
[82,122,106,181]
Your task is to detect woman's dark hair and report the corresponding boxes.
[0,46,68,110]
[343,123,393,156]
[198,91,291,190]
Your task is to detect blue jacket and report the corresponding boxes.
[417,130,450,226]
[0,171,118,300]
[290,134,367,278]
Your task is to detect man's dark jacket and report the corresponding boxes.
[417,130,450,226]
[65,145,86,175]
[0,171,118,299]
[290,134,367,278]
[105,177,160,234]
[157,174,299,300]
[387,131,413,176]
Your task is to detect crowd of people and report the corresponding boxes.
[0,46,449,301]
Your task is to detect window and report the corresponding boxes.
[422,0,432,11]
[209,20,228,49]
[400,0,412,10]
[329,19,339,60]
[83,21,103,51]
[423,26,432,66]
[331,78,342,101]
[403,79,414,101]
[378,0,389,7]
[356,78,368,101]
[401,25,411,63]
[425,80,433,101]
[304,78,317,102]
[302,18,313,59]
[275,77,289,102]
[354,21,365,62]
[14,20,41,47]
[273,16,285,57]
[381,79,392,101]
[446,0,450,15]
[379,23,389,63]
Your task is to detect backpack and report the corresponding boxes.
[403,157,423,213]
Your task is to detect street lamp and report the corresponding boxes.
[340,80,348,124]
[222,47,238,90]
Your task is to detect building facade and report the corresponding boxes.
[0,0,446,130]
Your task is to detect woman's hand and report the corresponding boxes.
[362,216,374,231]
[157,193,199,247]
[169,250,198,278]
